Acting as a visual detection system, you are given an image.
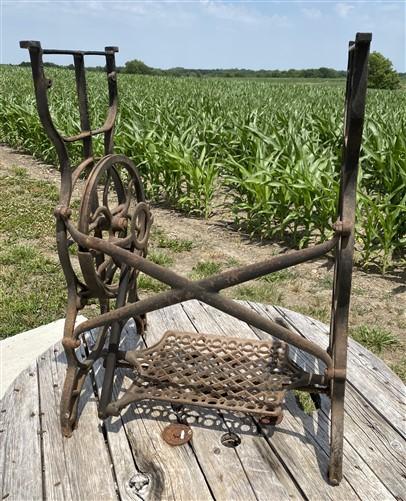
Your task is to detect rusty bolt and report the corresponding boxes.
[112,216,128,231]
[62,338,81,349]
[220,432,241,448]
[54,206,72,219]
[332,220,352,236]
[324,367,346,381]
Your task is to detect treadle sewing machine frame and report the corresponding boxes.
[20,33,371,485]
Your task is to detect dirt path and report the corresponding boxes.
[1,145,404,372]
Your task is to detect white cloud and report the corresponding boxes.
[301,7,322,20]
[27,1,196,25]
[200,0,289,27]
[202,1,261,24]
[335,3,355,18]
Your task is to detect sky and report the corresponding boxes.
[1,0,405,71]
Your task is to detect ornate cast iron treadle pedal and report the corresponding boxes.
[113,331,309,421]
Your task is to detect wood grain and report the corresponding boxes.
[193,300,397,500]
[0,362,42,501]
[1,300,404,500]
[147,305,261,501]
[37,343,118,501]
[273,305,405,437]
[88,322,214,501]
[180,300,304,500]
[247,301,404,500]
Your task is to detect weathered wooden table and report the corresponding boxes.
[1,300,405,500]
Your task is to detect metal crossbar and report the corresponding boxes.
[20,33,372,485]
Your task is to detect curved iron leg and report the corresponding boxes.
[60,292,83,436]
[60,286,93,437]
[60,365,88,437]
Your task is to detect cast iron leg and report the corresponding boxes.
[98,266,131,418]
[329,379,346,484]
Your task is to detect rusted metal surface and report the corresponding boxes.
[20,33,371,485]
[162,423,193,446]
[106,330,322,419]
[327,33,372,486]
[258,413,284,426]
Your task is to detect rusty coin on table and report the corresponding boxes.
[162,423,193,446]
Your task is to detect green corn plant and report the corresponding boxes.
[1,66,405,272]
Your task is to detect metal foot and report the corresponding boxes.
[328,379,345,485]
[60,366,87,437]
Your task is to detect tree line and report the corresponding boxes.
[18,60,346,79]
[18,51,402,88]
[121,59,348,78]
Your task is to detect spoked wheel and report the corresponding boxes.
[60,154,152,433]
[77,154,153,331]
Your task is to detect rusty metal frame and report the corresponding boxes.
[20,33,371,485]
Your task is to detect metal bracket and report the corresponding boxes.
[332,219,352,236]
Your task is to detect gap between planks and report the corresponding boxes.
[86,323,215,501]
[36,343,119,501]
[271,303,405,439]
[2,300,404,501]
[182,300,397,501]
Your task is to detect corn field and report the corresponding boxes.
[1,66,405,271]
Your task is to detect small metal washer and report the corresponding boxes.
[162,423,193,446]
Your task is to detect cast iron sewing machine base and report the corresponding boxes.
[20,33,372,486]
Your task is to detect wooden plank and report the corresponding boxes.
[273,305,405,437]
[184,300,352,500]
[37,343,118,501]
[37,347,72,501]
[180,300,304,500]
[87,328,145,501]
[1,300,402,501]
[0,362,42,501]
[121,400,211,501]
[148,304,261,501]
[301,312,404,398]
[88,323,213,501]
[194,300,396,501]
[247,301,404,500]
[324,391,406,499]
[284,397,400,501]
[278,304,405,400]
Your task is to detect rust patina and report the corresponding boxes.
[20,33,371,485]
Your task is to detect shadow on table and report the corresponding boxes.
[56,317,332,484]
[103,364,331,477]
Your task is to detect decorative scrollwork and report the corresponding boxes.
[76,154,150,301]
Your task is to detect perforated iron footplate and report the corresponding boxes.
[123,330,308,417]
